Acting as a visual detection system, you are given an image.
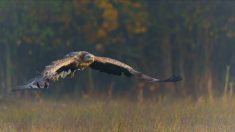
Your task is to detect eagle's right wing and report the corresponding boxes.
[13,56,80,91]
[42,56,80,81]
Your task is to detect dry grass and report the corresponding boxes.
[0,97,235,132]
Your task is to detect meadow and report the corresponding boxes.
[0,96,234,132]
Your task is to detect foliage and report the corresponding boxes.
[0,0,234,98]
[0,97,235,131]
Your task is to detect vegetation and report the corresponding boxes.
[0,97,234,131]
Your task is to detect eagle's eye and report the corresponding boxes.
[84,54,93,61]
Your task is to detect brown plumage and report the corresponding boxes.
[13,51,182,91]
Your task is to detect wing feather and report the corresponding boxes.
[90,57,133,77]
[90,57,154,80]
[90,56,182,83]
[42,57,79,80]
[13,56,80,91]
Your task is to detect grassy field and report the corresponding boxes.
[0,96,235,132]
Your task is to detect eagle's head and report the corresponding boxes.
[81,51,95,63]
[65,51,95,63]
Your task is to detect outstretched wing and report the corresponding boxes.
[13,56,80,91]
[90,56,182,83]
[42,56,79,81]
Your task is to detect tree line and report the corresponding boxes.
[0,0,234,99]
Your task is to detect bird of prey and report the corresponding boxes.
[13,51,182,91]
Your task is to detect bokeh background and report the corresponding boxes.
[0,0,234,100]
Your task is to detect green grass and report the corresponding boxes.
[0,97,235,132]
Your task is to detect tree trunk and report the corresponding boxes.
[160,33,173,94]
[170,33,184,96]
[5,43,12,94]
[87,69,94,96]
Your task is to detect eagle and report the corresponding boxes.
[13,51,182,91]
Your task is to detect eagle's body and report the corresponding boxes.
[13,51,182,91]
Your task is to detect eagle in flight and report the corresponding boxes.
[13,51,182,91]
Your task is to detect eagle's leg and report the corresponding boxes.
[69,72,75,78]
[53,76,60,81]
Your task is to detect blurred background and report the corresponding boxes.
[0,0,234,100]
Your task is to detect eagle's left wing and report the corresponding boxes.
[90,56,182,83]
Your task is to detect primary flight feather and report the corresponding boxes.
[13,51,182,91]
